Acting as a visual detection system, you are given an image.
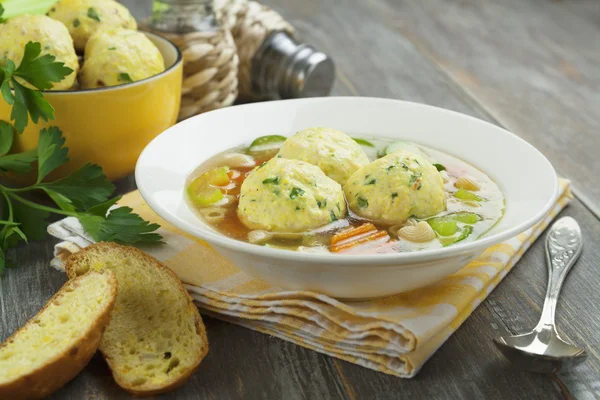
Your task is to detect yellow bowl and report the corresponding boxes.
[0,32,182,182]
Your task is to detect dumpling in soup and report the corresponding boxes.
[277,127,370,185]
[344,150,446,225]
[238,158,347,232]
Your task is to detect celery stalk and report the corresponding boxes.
[1,0,59,18]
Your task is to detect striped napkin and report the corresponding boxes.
[47,179,572,378]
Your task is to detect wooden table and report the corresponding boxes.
[2,0,599,398]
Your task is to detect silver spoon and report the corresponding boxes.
[493,216,586,373]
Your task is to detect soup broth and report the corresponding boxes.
[186,134,505,254]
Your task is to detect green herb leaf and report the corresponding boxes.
[14,42,73,91]
[365,178,377,185]
[0,4,6,24]
[108,46,116,50]
[79,207,162,244]
[0,121,14,155]
[36,126,68,182]
[12,200,50,241]
[1,60,15,105]
[0,149,37,173]
[11,79,55,132]
[262,176,280,185]
[118,73,132,83]
[39,163,115,210]
[87,7,101,22]
[73,18,81,27]
[391,192,398,199]
[330,210,338,222]
[357,197,369,209]
[433,163,446,172]
[289,187,305,199]
[86,196,120,217]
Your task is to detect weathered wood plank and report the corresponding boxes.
[371,0,600,218]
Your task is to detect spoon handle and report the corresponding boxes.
[536,217,583,331]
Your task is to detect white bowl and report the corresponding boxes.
[136,97,558,299]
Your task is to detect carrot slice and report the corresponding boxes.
[331,230,389,253]
[331,223,376,245]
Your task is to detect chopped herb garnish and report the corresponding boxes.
[409,175,418,185]
[108,46,116,50]
[433,163,446,172]
[391,192,398,199]
[73,18,81,27]
[400,163,409,170]
[417,182,422,190]
[118,73,132,83]
[357,197,369,209]
[273,189,281,197]
[330,211,338,222]
[366,178,377,185]
[296,206,301,210]
[290,187,305,199]
[385,165,395,172]
[87,7,101,22]
[262,176,279,185]
[257,162,267,169]
[317,199,327,209]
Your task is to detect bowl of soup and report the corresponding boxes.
[135,97,558,299]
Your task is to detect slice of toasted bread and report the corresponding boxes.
[65,242,208,396]
[0,270,117,400]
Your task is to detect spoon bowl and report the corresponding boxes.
[493,217,586,373]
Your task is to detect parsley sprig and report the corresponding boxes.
[0,38,162,274]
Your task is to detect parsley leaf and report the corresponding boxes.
[14,42,74,91]
[330,211,338,222]
[12,79,55,133]
[12,200,50,241]
[0,120,14,155]
[39,163,115,210]
[0,4,6,24]
[118,73,133,83]
[357,197,369,209]
[1,60,15,105]
[79,207,162,244]
[0,149,37,173]
[262,176,279,185]
[73,18,81,27]
[289,187,305,199]
[433,163,446,172]
[87,7,101,21]
[36,126,69,182]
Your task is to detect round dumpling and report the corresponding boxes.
[0,15,78,90]
[47,0,137,51]
[79,27,164,88]
[277,127,370,185]
[344,150,446,225]
[238,158,347,232]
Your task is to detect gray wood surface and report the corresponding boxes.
[2,0,600,399]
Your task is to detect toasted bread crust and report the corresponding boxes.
[0,271,118,400]
[65,242,208,396]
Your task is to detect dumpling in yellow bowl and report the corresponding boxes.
[47,0,137,51]
[0,15,79,90]
[79,27,165,89]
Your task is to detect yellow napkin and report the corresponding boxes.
[49,179,572,378]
